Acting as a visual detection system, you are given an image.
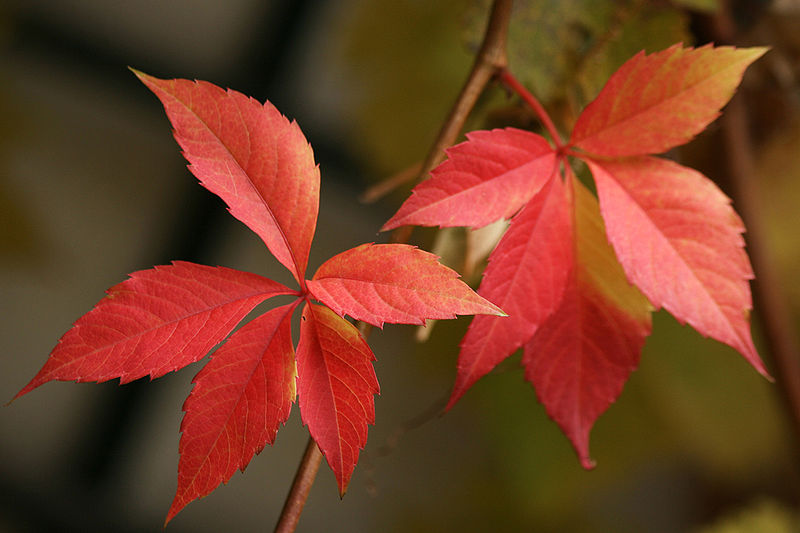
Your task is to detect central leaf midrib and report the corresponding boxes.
[173,89,302,278]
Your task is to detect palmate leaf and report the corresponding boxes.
[307,243,504,328]
[17,71,508,525]
[296,303,379,495]
[15,262,294,397]
[134,71,320,283]
[385,43,768,468]
[167,303,297,524]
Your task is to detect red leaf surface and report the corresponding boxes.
[382,128,556,230]
[167,303,297,524]
[522,177,652,467]
[134,71,319,283]
[296,303,379,495]
[16,262,294,398]
[447,174,572,409]
[307,243,504,328]
[586,156,768,376]
[570,44,767,157]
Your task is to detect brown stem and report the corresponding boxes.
[273,2,513,531]
[720,96,800,448]
[273,438,323,533]
[360,162,423,203]
[706,0,800,452]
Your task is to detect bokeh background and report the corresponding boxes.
[2,1,799,531]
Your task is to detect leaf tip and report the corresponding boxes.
[580,455,597,470]
[13,372,47,402]
[130,68,164,94]
[379,220,399,233]
[571,433,597,470]
[747,45,770,60]
[129,67,152,84]
[163,505,180,528]
[444,383,468,413]
[443,395,459,413]
[477,298,507,318]
[751,355,774,383]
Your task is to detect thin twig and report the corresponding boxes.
[721,96,800,447]
[711,3,800,450]
[360,161,423,203]
[273,438,323,533]
[272,2,514,531]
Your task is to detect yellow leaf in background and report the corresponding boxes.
[695,499,799,533]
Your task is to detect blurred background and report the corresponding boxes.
[1,0,799,531]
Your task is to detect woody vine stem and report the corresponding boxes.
[709,2,800,451]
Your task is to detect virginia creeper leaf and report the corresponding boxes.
[522,177,652,467]
[134,71,320,283]
[383,42,766,470]
[307,243,504,328]
[167,303,297,524]
[447,173,571,409]
[570,44,767,157]
[296,303,379,495]
[586,156,768,376]
[16,262,294,398]
[382,128,556,230]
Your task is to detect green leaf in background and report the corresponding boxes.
[337,0,471,173]
[463,0,691,129]
[674,0,719,13]
[573,6,689,112]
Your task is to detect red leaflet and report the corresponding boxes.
[570,44,767,157]
[386,44,768,468]
[296,303,379,495]
[447,173,571,409]
[16,262,294,398]
[307,243,503,328]
[167,303,297,524]
[133,71,320,283]
[383,128,556,230]
[586,157,768,376]
[522,178,652,467]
